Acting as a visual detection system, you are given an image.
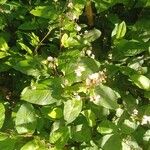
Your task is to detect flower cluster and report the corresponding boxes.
[86,49,95,59]
[90,94,101,103]
[75,66,85,77]
[47,56,58,69]
[86,71,107,87]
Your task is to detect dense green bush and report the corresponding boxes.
[0,0,150,149]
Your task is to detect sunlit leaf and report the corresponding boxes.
[21,78,63,105]
[30,6,60,20]
[49,126,69,149]
[0,103,5,129]
[15,103,37,134]
[48,107,63,119]
[97,120,118,134]
[21,139,48,150]
[120,119,138,134]
[0,37,9,59]
[112,21,126,39]
[94,84,119,109]
[64,98,82,124]
[81,109,96,127]
[130,74,150,91]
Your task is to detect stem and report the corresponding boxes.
[34,29,52,53]
[85,0,94,27]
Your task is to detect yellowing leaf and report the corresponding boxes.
[48,108,63,119]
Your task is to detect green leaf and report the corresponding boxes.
[71,124,91,142]
[144,91,150,99]
[112,21,126,39]
[30,6,60,20]
[21,139,48,150]
[83,28,101,42]
[99,134,122,150]
[58,51,100,84]
[143,130,150,142]
[112,40,149,60]
[0,132,9,141]
[15,103,37,134]
[81,109,96,127]
[122,135,142,150]
[18,21,39,30]
[0,0,7,4]
[49,126,69,149]
[130,74,150,91]
[48,107,63,119]
[120,119,138,134]
[21,79,63,105]
[0,103,5,129]
[94,84,119,110]
[97,120,118,134]
[11,56,49,77]
[0,138,16,150]
[94,0,119,12]
[0,37,9,59]
[64,98,82,124]
[18,42,33,55]
[61,33,80,48]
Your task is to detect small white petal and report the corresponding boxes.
[141,115,150,125]
[86,50,92,56]
[47,56,54,62]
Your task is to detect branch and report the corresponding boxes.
[34,29,52,53]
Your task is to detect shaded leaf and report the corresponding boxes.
[99,134,122,150]
[0,138,16,150]
[112,39,149,60]
[71,124,91,142]
[83,28,101,42]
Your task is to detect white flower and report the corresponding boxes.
[141,115,150,125]
[133,109,138,115]
[76,25,81,31]
[75,95,81,100]
[86,71,107,87]
[47,56,54,62]
[75,66,85,77]
[90,94,101,103]
[91,54,95,59]
[68,2,73,8]
[86,50,92,56]
[89,73,99,80]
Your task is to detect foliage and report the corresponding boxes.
[0,0,150,149]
